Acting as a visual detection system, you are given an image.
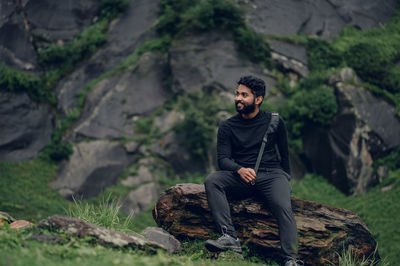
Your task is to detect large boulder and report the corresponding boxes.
[56,0,159,115]
[71,52,170,140]
[153,183,379,265]
[170,31,277,94]
[303,68,400,194]
[244,0,398,40]
[0,92,54,161]
[0,2,37,71]
[51,140,133,199]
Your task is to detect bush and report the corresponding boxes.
[175,91,221,162]
[307,38,343,71]
[344,42,390,86]
[234,26,272,67]
[157,0,272,67]
[47,142,74,162]
[99,0,129,19]
[280,74,337,151]
[0,65,55,104]
[38,20,108,70]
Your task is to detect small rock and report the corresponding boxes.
[0,211,16,224]
[381,185,393,192]
[31,234,65,244]
[10,220,33,230]
[141,227,183,254]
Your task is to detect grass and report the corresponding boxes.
[0,157,398,265]
[291,170,400,265]
[0,159,68,222]
[65,194,134,232]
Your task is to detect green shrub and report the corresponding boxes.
[374,146,400,171]
[234,26,271,67]
[65,193,133,232]
[99,0,129,19]
[0,65,55,104]
[175,91,221,162]
[47,142,74,162]
[279,74,337,152]
[38,20,108,70]
[180,0,244,32]
[157,0,271,67]
[344,42,390,86]
[307,38,343,71]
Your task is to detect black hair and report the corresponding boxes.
[237,76,266,101]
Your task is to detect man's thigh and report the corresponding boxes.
[254,168,292,209]
[205,170,253,200]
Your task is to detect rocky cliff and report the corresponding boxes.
[1,0,399,212]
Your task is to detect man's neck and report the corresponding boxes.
[241,108,260,119]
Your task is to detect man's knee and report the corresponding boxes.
[204,172,221,190]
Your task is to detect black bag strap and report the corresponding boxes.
[253,112,280,178]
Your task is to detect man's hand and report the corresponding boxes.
[237,167,256,183]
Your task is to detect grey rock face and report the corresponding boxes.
[25,0,99,41]
[121,165,156,188]
[0,3,37,71]
[244,0,397,40]
[268,40,309,77]
[0,92,53,161]
[170,31,277,94]
[72,52,170,140]
[121,182,162,216]
[56,0,159,115]
[141,227,183,254]
[303,68,400,194]
[51,140,132,199]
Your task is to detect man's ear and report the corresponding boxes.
[255,96,263,105]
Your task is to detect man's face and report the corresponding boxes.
[235,84,256,115]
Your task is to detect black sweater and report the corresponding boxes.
[217,111,291,175]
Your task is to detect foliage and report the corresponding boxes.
[0,64,55,104]
[374,146,400,171]
[175,91,222,162]
[234,26,271,67]
[38,20,108,71]
[279,73,337,152]
[344,42,391,89]
[307,38,343,71]
[65,193,133,232]
[157,0,272,67]
[99,0,129,19]
[0,159,68,222]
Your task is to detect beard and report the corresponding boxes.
[235,98,256,114]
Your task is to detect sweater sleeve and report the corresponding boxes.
[277,117,291,175]
[217,123,242,172]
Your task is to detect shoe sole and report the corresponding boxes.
[205,240,243,254]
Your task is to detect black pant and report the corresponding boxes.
[204,168,298,259]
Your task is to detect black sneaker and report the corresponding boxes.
[205,233,242,254]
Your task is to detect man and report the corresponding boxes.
[204,76,301,266]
